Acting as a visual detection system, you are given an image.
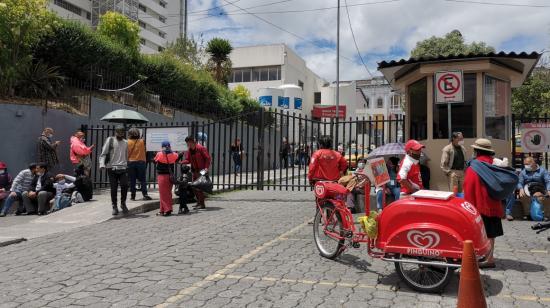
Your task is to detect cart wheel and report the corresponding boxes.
[313,203,345,259]
[394,256,453,293]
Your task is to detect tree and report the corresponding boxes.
[205,37,233,85]
[164,35,205,69]
[97,11,140,55]
[411,30,495,58]
[512,67,550,117]
[232,84,251,99]
[0,0,58,95]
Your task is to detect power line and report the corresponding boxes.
[444,0,550,8]
[190,0,400,17]
[344,0,373,78]
[189,0,296,16]
[187,0,241,14]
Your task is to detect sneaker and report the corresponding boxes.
[142,195,152,201]
[0,213,5,217]
[130,193,136,201]
[121,204,129,214]
[112,206,119,216]
[506,215,514,221]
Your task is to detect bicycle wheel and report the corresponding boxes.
[394,256,453,293]
[313,203,345,259]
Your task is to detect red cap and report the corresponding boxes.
[0,162,6,169]
[405,140,425,152]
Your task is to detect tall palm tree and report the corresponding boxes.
[205,38,233,85]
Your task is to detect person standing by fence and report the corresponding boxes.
[182,136,211,210]
[154,141,179,216]
[230,138,244,175]
[70,130,94,176]
[99,125,129,216]
[127,128,151,201]
[37,128,60,172]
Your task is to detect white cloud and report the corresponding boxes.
[188,0,550,81]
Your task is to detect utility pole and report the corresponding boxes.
[180,0,188,40]
[335,0,340,147]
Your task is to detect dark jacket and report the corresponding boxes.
[30,172,55,194]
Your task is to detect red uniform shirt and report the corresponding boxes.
[397,155,423,194]
[182,144,211,171]
[307,149,347,182]
[464,155,503,218]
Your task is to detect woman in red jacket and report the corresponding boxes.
[154,141,179,216]
[464,138,502,269]
[182,136,211,209]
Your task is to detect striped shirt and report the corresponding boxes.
[10,169,34,193]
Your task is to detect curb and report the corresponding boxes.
[0,238,27,247]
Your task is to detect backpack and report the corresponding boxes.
[468,160,519,200]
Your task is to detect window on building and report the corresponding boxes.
[268,67,278,81]
[377,97,383,108]
[409,77,428,141]
[260,67,268,81]
[159,1,166,8]
[54,0,82,16]
[484,75,509,140]
[314,92,321,105]
[433,73,477,139]
[138,20,146,29]
[232,66,281,83]
[86,11,91,20]
[242,68,251,82]
[138,4,147,12]
[140,38,146,45]
[232,70,242,83]
[159,32,166,38]
[159,16,166,23]
[298,80,304,90]
[390,95,401,110]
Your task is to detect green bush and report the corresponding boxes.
[31,20,261,119]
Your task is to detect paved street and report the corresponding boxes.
[0,189,549,308]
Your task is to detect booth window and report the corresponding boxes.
[408,77,427,140]
[484,75,509,140]
[433,73,476,139]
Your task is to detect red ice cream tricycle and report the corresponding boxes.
[312,178,491,293]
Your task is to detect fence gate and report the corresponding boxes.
[83,109,404,191]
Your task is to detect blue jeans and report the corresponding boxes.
[376,186,401,210]
[1,192,23,214]
[127,161,148,197]
[504,193,515,216]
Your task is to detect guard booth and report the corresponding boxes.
[378,52,540,191]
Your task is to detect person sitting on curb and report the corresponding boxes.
[397,140,425,198]
[22,163,55,215]
[0,163,38,217]
[517,156,550,221]
[0,162,13,214]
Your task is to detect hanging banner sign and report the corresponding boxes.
[294,97,302,110]
[311,105,346,119]
[145,127,189,152]
[278,96,289,109]
[259,96,272,107]
[435,70,464,103]
[520,123,550,153]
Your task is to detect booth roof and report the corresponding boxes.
[377,51,540,69]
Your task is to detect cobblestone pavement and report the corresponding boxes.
[0,189,548,308]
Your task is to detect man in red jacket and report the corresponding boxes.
[397,139,425,197]
[182,136,211,209]
[308,136,347,184]
[464,138,502,268]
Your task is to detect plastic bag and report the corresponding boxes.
[190,171,213,194]
[530,197,544,221]
[358,210,378,238]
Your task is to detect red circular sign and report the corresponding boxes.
[437,73,461,95]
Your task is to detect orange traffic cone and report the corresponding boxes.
[457,240,487,308]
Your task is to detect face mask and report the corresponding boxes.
[357,162,365,169]
[0,170,5,175]
[410,153,421,161]
[58,180,65,185]
[524,165,532,172]
[458,141,464,146]
[36,172,44,176]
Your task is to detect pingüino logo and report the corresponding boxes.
[406,230,442,256]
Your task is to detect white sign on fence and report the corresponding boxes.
[520,123,550,153]
[435,70,464,103]
[145,127,189,152]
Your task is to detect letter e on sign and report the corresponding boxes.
[435,70,464,103]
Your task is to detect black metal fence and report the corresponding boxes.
[82,109,405,191]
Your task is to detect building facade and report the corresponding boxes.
[48,0,182,54]
[228,44,327,116]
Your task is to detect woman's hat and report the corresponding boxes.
[161,141,171,148]
[471,138,494,153]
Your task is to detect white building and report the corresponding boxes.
[48,0,182,54]
[228,44,327,116]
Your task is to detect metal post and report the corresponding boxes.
[257,108,265,190]
[335,0,340,147]
[181,0,188,40]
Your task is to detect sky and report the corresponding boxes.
[184,0,550,81]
